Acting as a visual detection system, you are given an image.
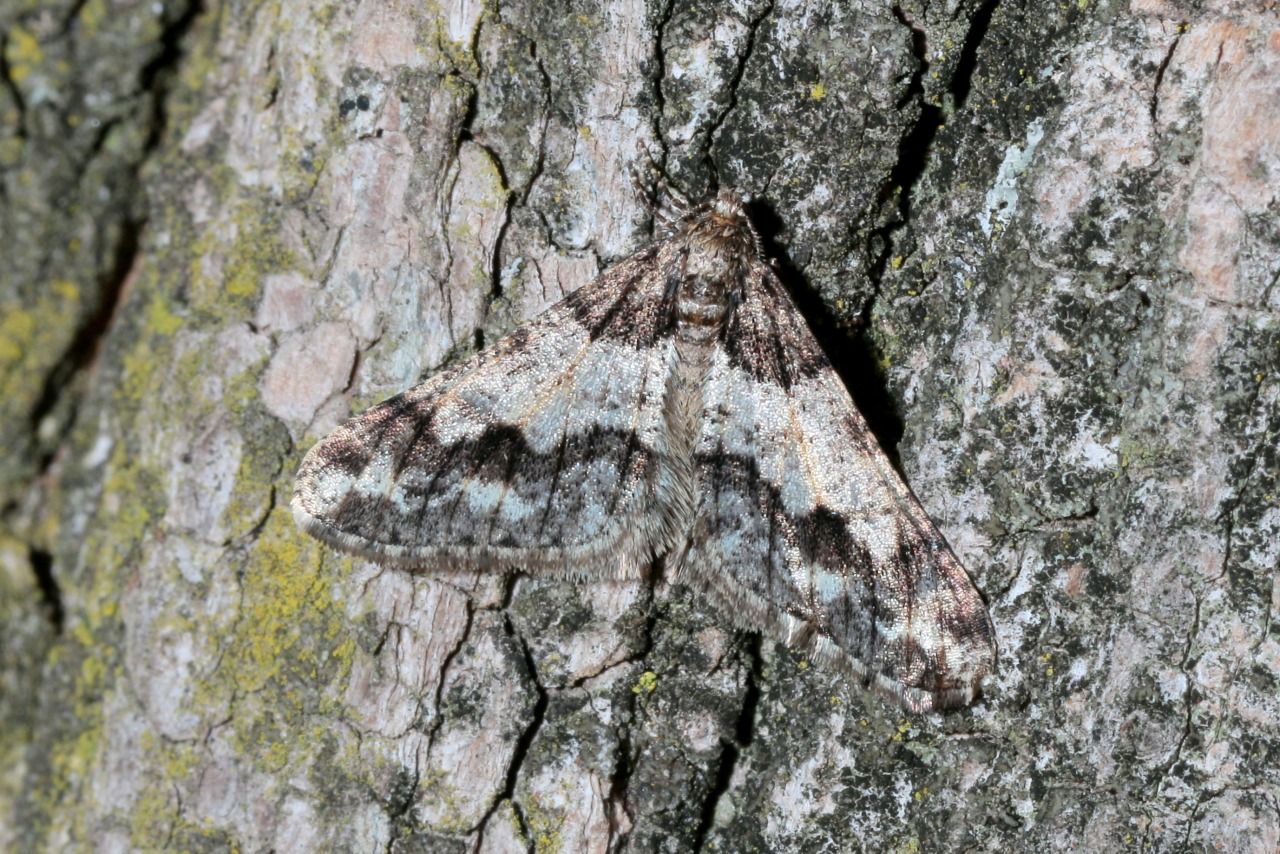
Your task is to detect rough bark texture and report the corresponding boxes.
[2,0,1277,851]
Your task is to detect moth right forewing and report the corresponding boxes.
[680,264,996,711]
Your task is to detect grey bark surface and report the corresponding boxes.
[2,0,1277,851]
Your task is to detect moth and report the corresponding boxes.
[293,188,996,711]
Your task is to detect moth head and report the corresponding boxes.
[711,187,750,219]
[687,187,763,262]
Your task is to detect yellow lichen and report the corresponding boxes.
[894,836,922,854]
[632,670,658,694]
[5,27,43,84]
[146,296,185,336]
[524,792,565,853]
[77,0,109,32]
[0,307,35,364]
[221,508,348,696]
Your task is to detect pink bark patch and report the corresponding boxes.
[261,321,357,424]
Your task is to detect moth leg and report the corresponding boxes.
[629,148,693,233]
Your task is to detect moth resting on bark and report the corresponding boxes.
[293,188,997,712]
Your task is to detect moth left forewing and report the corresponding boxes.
[679,264,996,711]
[293,243,688,578]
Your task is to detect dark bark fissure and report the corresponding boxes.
[382,751,422,854]
[428,597,478,750]
[649,0,775,197]
[450,24,514,314]
[22,0,203,469]
[890,5,930,113]
[0,36,28,149]
[233,474,282,552]
[604,718,637,851]
[826,0,1001,470]
[387,584,478,849]
[428,23,487,353]
[27,217,139,472]
[497,617,550,849]
[1173,785,1220,852]
[649,0,677,168]
[1154,592,1203,799]
[471,575,547,851]
[606,577,665,850]
[691,633,762,852]
[950,0,1001,112]
[6,3,205,673]
[699,0,775,193]
[872,0,1001,286]
[566,575,662,853]
[25,0,203,461]
[1149,22,1187,125]
[522,40,552,206]
[139,1,206,147]
[1261,267,1280,310]
[29,546,63,634]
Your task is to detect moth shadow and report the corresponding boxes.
[744,199,907,473]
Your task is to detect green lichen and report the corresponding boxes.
[0,307,36,366]
[116,286,184,412]
[1115,437,1173,473]
[96,444,164,559]
[0,536,46,832]
[278,139,329,207]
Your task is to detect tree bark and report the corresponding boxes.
[3,0,1278,851]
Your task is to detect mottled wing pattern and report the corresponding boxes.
[293,243,687,577]
[679,264,996,711]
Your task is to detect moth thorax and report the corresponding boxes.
[675,267,734,329]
